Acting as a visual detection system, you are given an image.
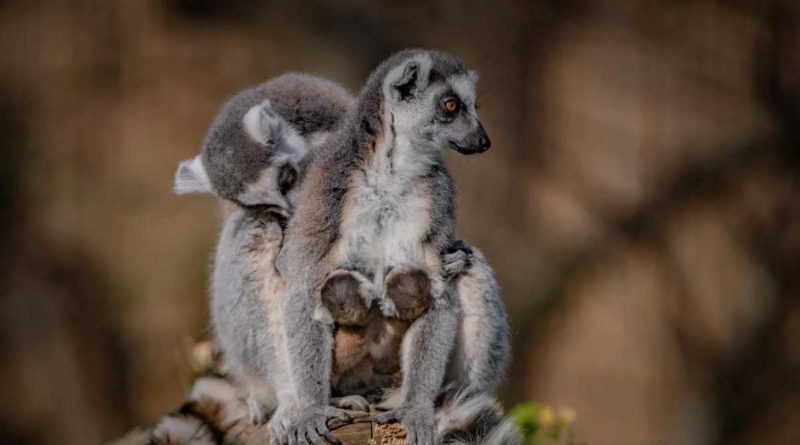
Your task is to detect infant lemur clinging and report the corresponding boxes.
[277,49,512,445]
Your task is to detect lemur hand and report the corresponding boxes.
[442,239,473,279]
[377,403,436,445]
[269,404,351,445]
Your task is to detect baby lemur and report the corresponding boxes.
[277,50,511,444]
[176,67,514,445]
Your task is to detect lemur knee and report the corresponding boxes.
[321,270,370,326]
[384,268,432,321]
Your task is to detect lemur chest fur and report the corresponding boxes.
[336,131,434,274]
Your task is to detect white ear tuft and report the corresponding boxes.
[174,155,212,195]
[243,100,283,145]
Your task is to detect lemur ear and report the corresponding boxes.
[386,55,431,102]
[243,100,283,146]
[174,155,213,195]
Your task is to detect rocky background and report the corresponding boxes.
[1,1,798,444]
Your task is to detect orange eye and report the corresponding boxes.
[443,98,458,113]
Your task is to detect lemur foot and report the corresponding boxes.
[248,396,271,425]
[383,268,432,320]
[331,395,370,412]
[321,269,372,326]
[269,405,351,445]
[377,404,436,445]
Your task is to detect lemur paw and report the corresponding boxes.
[377,404,436,445]
[269,405,350,445]
[248,396,271,425]
[442,248,471,279]
[332,395,370,412]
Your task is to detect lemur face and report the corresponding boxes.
[384,52,491,155]
[232,100,307,210]
[174,100,308,213]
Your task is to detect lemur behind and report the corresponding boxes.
[278,49,496,444]
[174,73,360,435]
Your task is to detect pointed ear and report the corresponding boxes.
[243,100,284,146]
[385,54,432,102]
[174,155,213,195]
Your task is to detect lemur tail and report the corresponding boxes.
[147,376,246,445]
[435,391,522,445]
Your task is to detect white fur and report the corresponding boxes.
[450,72,478,108]
[243,101,270,145]
[174,155,212,195]
[335,114,437,308]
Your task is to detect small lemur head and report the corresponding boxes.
[379,49,490,155]
[174,99,307,213]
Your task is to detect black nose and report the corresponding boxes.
[474,122,491,152]
[478,134,491,151]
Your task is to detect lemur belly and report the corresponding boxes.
[336,173,432,289]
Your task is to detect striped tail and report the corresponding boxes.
[435,391,522,445]
[148,376,249,445]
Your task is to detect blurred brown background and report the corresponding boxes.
[1,0,799,444]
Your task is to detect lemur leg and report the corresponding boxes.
[270,284,351,445]
[320,269,372,326]
[383,267,432,320]
[377,288,458,445]
[330,325,370,412]
[446,247,510,398]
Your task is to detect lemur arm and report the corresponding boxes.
[447,246,511,396]
[269,161,354,444]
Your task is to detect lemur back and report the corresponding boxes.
[174,73,358,422]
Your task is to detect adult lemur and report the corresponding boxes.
[175,73,366,430]
[176,67,514,445]
[276,50,511,444]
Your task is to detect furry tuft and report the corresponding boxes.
[435,391,522,445]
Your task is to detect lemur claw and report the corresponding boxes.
[377,405,435,445]
[269,405,350,445]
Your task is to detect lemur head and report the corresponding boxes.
[372,49,490,155]
[174,98,307,213]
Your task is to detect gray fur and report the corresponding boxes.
[175,73,354,208]
[277,49,499,445]
[174,74,358,444]
[446,248,511,397]
[175,63,510,444]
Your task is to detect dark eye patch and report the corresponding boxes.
[437,90,463,121]
[278,163,298,195]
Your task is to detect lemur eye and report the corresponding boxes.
[278,164,297,195]
[443,98,459,114]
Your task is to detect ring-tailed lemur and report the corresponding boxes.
[174,73,363,435]
[175,69,516,445]
[276,49,515,445]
